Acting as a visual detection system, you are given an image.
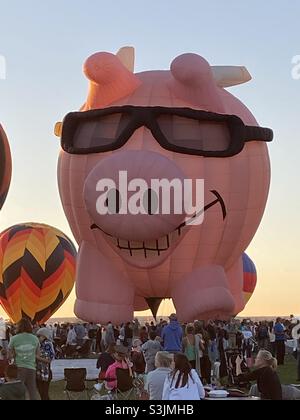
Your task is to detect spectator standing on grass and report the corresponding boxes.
[66,325,77,346]
[75,323,86,346]
[132,318,140,340]
[88,323,97,352]
[198,325,211,384]
[217,327,229,378]
[268,322,276,356]
[96,326,102,353]
[150,322,157,335]
[274,318,286,365]
[207,320,217,365]
[139,326,149,344]
[124,322,133,349]
[257,321,270,350]
[36,328,55,401]
[105,323,115,347]
[119,324,125,345]
[8,318,39,400]
[142,331,162,373]
[182,324,196,369]
[161,314,182,353]
[53,323,58,338]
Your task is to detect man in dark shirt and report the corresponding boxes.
[274,318,286,365]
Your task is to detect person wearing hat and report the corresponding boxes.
[36,327,55,400]
[161,314,183,353]
[105,345,133,391]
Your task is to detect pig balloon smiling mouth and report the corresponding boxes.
[90,189,227,264]
[57,47,273,323]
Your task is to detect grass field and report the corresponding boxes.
[49,355,299,400]
[277,355,298,385]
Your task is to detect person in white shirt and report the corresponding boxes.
[66,325,77,345]
[162,353,205,400]
[145,351,173,400]
[269,324,276,356]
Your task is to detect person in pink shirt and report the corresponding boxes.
[105,345,133,391]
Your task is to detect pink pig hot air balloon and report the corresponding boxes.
[56,47,272,323]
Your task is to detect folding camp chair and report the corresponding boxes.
[115,368,137,400]
[64,368,88,400]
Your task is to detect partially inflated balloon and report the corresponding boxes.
[0,223,77,324]
[0,124,12,210]
[242,253,257,305]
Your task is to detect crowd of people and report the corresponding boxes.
[0,314,299,400]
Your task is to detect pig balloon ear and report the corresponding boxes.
[116,46,135,72]
[212,66,252,88]
[83,51,141,109]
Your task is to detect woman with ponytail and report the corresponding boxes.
[162,353,205,400]
[237,350,282,400]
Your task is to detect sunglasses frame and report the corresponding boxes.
[58,106,273,158]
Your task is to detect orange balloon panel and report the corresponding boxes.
[0,223,77,324]
[57,47,271,323]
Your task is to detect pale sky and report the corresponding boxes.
[0,1,299,319]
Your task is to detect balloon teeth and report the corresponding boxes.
[118,239,129,248]
[111,234,175,258]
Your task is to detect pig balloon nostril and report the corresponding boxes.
[106,189,121,214]
[143,189,159,215]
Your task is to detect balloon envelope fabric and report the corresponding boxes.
[0,124,12,211]
[242,253,257,305]
[57,47,272,323]
[0,223,77,324]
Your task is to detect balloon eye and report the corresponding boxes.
[106,189,121,214]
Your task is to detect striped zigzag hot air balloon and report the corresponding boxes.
[242,253,257,305]
[0,124,12,210]
[0,223,77,324]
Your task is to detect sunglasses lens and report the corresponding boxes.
[157,115,231,153]
[70,113,130,151]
